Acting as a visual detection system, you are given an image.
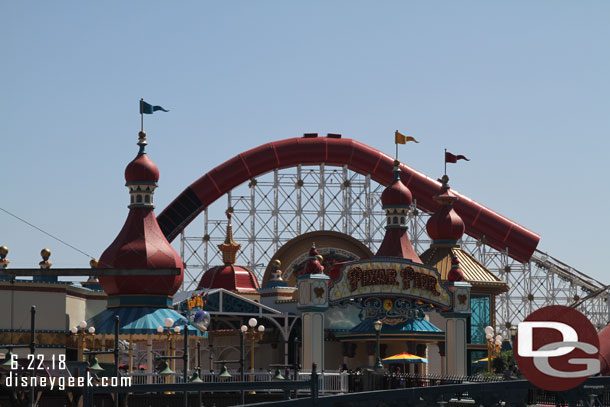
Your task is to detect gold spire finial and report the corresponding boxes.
[218,209,241,265]
[138,131,147,146]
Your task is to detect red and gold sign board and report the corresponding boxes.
[329,259,453,309]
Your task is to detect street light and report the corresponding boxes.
[241,318,265,394]
[218,364,232,379]
[373,320,383,370]
[484,325,504,373]
[157,318,181,381]
[71,321,96,362]
[1,349,14,371]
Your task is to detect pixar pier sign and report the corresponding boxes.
[329,259,453,308]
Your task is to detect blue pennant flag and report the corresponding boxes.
[140,99,169,114]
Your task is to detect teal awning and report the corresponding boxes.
[333,318,444,340]
[87,307,206,336]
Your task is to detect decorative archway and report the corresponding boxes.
[260,230,374,288]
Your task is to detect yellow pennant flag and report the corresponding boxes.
[395,130,419,144]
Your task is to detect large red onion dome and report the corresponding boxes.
[97,131,183,297]
[426,175,465,243]
[197,211,260,294]
[381,163,413,207]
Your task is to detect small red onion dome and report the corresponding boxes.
[303,244,324,275]
[381,162,412,207]
[447,253,464,282]
[197,264,260,292]
[124,133,159,183]
[426,175,465,242]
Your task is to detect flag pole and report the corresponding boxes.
[140,98,144,132]
[444,148,447,177]
[395,142,399,162]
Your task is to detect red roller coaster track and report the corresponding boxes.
[157,136,540,263]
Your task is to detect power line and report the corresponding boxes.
[0,206,95,260]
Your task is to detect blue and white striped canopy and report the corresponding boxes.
[87,307,206,336]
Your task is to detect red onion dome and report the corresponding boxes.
[426,175,465,243]
[97,131,182,297]
[98,210,184,296]
[197,264,260,292]
[125,151,159,184]
[381,162,412,207]
[447,253,464,282]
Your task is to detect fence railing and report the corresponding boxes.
[125,370,349,394]
[125,370,503,394]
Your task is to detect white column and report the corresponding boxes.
[297,274,330,372]
[443,282,471,376]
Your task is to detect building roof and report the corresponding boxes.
[420,246,509,294]
[88,306,205,336]
[334,317,444,340]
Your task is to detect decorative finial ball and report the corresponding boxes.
[441,174,449,184]
[89,258,98,268]
[316,254,323,262]
[393,159,400,167]
[272,259,281,268]
[0,246,8,256]
[138,130,146,139]
[41,248,51,258]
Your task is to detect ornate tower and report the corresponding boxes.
[97,131,184,307]
[375,161,422,262]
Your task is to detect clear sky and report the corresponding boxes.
[1,2,608,284]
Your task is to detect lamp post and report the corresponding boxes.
[241,318,265,394]
[484,325,503,373]
[509,325,517,348]
[156,318,181,382]
[373,320,383,370]
[71,321,96,362]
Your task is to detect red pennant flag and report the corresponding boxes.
[445,152,470,163]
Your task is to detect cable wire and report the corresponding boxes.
[0,206,95,260]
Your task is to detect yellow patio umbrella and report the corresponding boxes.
[382,352,428,364]
[382,352,428,373]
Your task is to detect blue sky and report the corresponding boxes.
[1,2,609,283]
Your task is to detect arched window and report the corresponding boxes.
[393,217,398,224]
[145,195,150,203]
[400,217,405,224]
[136,195,142,203]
